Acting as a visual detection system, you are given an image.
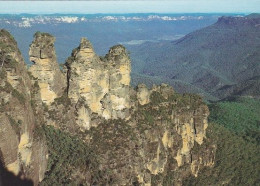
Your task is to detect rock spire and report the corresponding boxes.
[29,32,66,105]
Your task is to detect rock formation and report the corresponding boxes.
[66,38,107,111]
[103,45,131,119]
[65,38,131,122]
[0,29,48,185]
[0,30,215,185]
[29,32,66,105]
[79,87,215,185]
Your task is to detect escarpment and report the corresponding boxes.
[0,29,48,185]
[0,30,215,185]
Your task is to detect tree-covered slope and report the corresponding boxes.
[130,14,260,99]
[209,97,260,143]
[184,97,260,185]
[184,123,260,185]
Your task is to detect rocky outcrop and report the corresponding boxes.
[137,87,214,184]
[0,29,48,185]
[29,32,66,105]
[102,45,131,119]
[66,38,109,116]
[65,38,131,122]
[136,83,175,106]
[83,86,215,185]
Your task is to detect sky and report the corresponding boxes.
[0,0,259,14]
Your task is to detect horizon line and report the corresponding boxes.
[0,12,252,15]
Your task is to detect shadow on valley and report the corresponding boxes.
[0,152,33,186]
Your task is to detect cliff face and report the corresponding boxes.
[83,85,215,185]
[0,29,47,185]
[66,38,106,112]
[103,45,131,119]
[0,31,215,185]
[29,32,66,105]
[65,38,131,129]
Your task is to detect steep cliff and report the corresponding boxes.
[65,38,107,112]
[0,29,48,185]
[103,45,131,119]
[0,31,215,185]
[40,84,215,185]
[65,38,131,121]
[29,32,66,105]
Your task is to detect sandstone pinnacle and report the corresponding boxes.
[28,32,66,105]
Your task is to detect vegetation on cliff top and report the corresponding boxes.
[34,31,53,38]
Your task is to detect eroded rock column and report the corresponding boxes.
[66,38,109,115]
[66,40,131,121]
[104,45,131,119]
[29,32,65,105]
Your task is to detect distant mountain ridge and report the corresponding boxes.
[0,13,223,28]
[130,13,260,100]
[0,13,222,63]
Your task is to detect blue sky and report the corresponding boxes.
[0,1,259,14]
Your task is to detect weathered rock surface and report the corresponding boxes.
[102,45,131,119]
[65,38,131,124]
[0,29,48,185]
[66,38,109,116]
[81,87,215,185]
[29,32,66,105]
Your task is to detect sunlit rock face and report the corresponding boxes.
[29,32,66,105]
[66,38,109,115]
[137,83,150,105]
[66,38,131,122]
[103,45,131,119]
